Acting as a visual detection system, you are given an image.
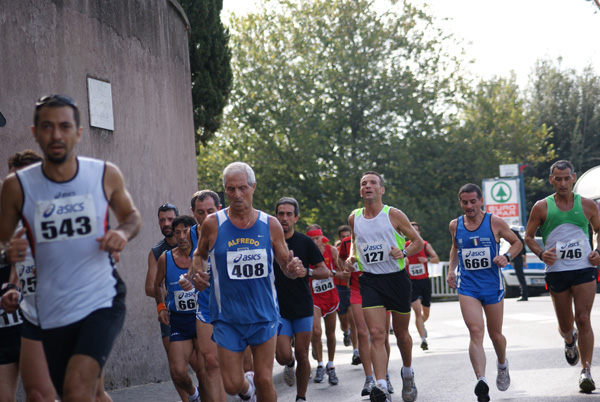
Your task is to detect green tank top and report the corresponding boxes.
[541,193,589,245]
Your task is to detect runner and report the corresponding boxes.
[155,215,201,402]
[0,149,57,402]
[336,225,357,351]
[524,160,600,393]
[405,221,440,351]
[189,162,304,402]
[447,183,521,402]
[0,94,142,401]
[273,197,329,401]
[346,171,423,402]
[307,224,348,387]
[145,203,193,401]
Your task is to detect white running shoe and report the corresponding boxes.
[496,359,510,391]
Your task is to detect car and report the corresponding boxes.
[499,234,546,298]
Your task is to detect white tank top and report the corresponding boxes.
[17,157,116,329]
[353,205,406,274]
[14,221,37,323]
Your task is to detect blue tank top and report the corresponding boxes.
[164,250,197,314]
[190,224,210,316]
[456,213,503,292]
[208,210,279,324]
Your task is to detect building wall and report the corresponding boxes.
[0,0,198,389]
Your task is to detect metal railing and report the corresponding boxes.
[429,261,458,298]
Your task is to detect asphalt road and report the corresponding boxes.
[109,294,600,401]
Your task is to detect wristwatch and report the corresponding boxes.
[503,252,512,262]
[402,249,408,259]
[308,268,314,277]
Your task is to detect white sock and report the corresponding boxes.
[318,361,324,368]
[353,349,359,356]
[377,379,387,389]
[326,361,334,369]
[478,376,487,384]
[402,366,413,377]
[497,360,507,369]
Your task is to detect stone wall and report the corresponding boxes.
[0,0,197,389]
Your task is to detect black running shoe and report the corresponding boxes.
[474,379,490,402]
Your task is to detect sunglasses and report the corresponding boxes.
[158,203,179,215]
[35,94,77,109]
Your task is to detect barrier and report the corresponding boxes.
[430,261,458,298]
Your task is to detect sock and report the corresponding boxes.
[421,336,426,342]
[386,372,390,380]
[366,375,374,382]
[478,376,488,384]
[318,361,324,368]
[326,361,334,369]
[402,366,413,378]
[497,361,507,370]
[353,349,359,356]
[377,379,387,389]
[188,387,199,400]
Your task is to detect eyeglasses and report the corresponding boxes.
[158,203,179,216]
[35,94,77,109]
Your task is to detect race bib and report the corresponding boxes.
[0,306,22,328]
[461,248,491,270]
[409,263,425,277]
[556,239,586,260]
[16,258,36,296]
[173,289,197,312]
[359,242,389,265]
[312,277,334,294]
[34,194,97,243]
[227,248,269,280]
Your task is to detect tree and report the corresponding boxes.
[526,59,600,205]
[198,0,466,236]
[179,0,233,148]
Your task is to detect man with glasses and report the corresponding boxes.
[0,95,142,401]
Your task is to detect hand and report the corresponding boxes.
[158,309,169,325]
[1,289,19,313]
[340,268,351,282]
[7,227,28,263]
[285,250,304,278]
[179,273,194,291]
[389,246,404,260]
[192,271,210,291]
[345,256,356,271]
[96,229,128,253]
[540,247,557,265]
[589,249,600,266]
[493,254,510,268]
[446,270,457,290]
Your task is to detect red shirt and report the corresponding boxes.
[405,240,429,280]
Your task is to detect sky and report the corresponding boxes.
[221,0,600,87]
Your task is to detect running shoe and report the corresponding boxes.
[343,330,351,347]
[362,377,376,396]
[401,370,417,402]
[188,386,201,402]
[370,383,392,402]
[579,368,596,393]
[386,373,395,394]
[474,379,490,402]
[565,329,579,366]
[327,366,339,385]
[496,359,510,391]
[314,365,325,383]
[238,371,257,402]
[283,363,296,387]
[352,354,362,365]
[420,340,428,351]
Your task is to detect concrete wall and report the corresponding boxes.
[0,0,198,389]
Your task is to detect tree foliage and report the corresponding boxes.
[179,0,233,148]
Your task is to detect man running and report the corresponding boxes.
[307,224,348,388]
[0,94,142,401]
[405,222,439,351]
[190,162,304,402]
[524,160,600,393]
[273,197,329,401]
[155,215,200,402]
[346,171,423,402]
[447,183,521,402]
[336,225,357,351]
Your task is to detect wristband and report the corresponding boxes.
[0,283,20,297]
[538,250,545,260]
[503,253,511,262]
[157,302,167,314]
